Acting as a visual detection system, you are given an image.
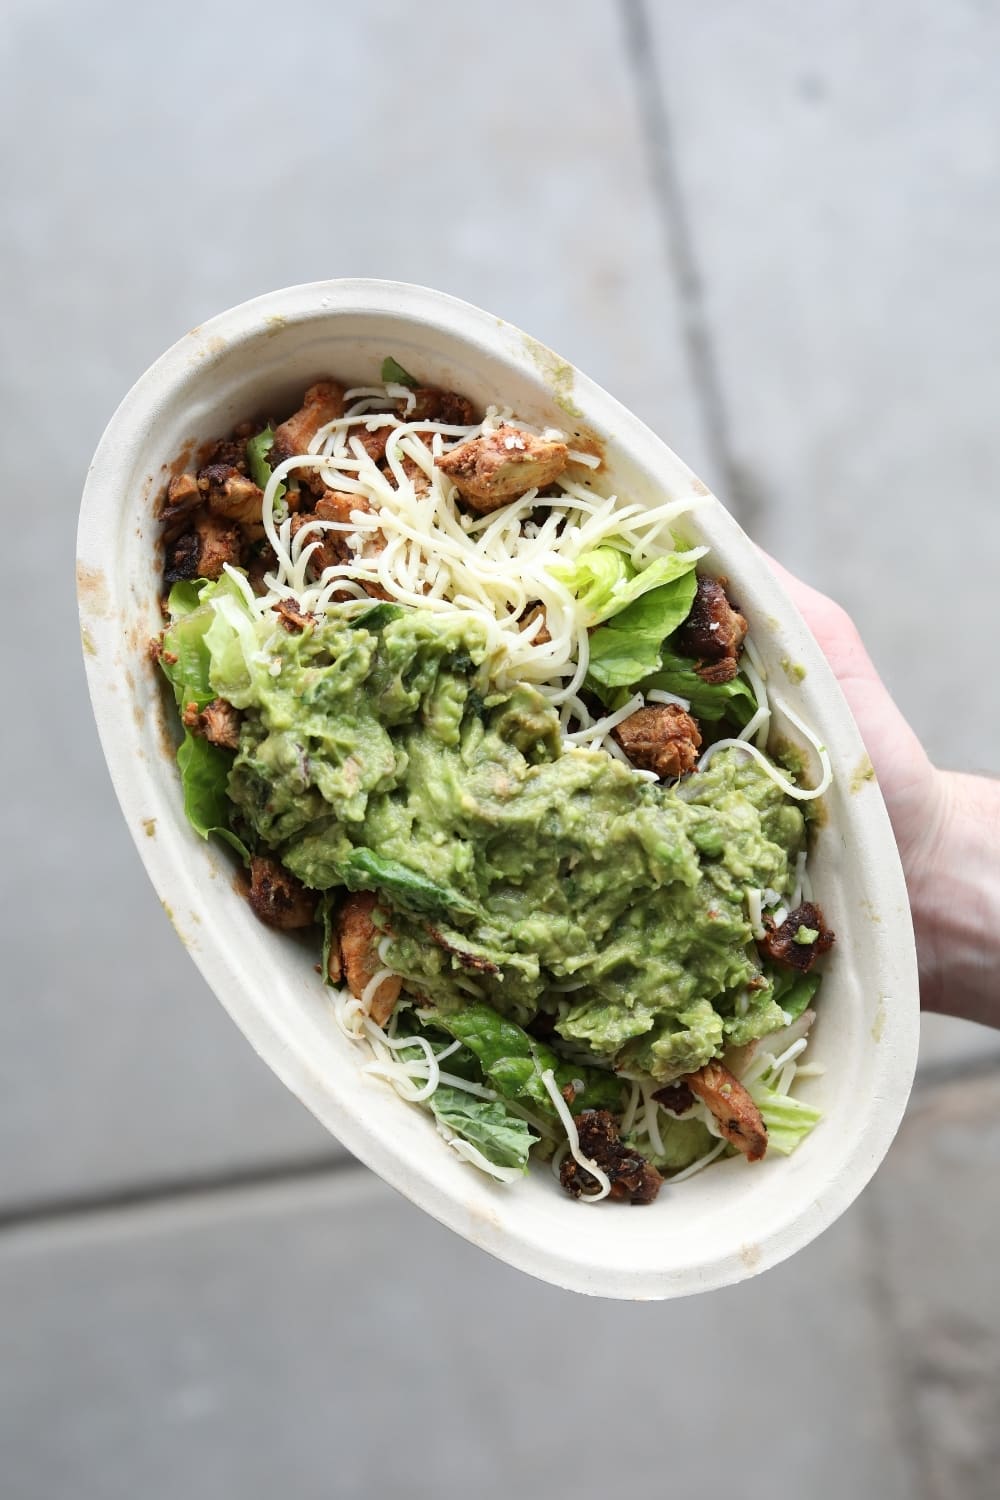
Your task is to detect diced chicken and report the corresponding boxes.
[612,704,702,780]
[202,420,261,472]
[674,575,748,684]
[559,1109,663,1204]
[337,891,401,1026]
[271,596,314,633]
[180,697,242,750]
[759,902,835,974]
[684,1062,768,1162]
[164,511,243,584]
[352,424,391,466]
[652,1081,695,1116]
[435,424,569,512]
[198,463,264,525]
[272,380,345,469]
[406,388,477,426]
[247,856,316,930]
[159,472,201,524]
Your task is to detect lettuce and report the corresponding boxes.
[748,1078,822,1155]
[245,423,287,507]
[428,1086,535,1172]
[549,546,698,627]
[381,356,419,389]
[585,569,699,691]
[158,579,249,861]
[342,848,478,919]
[425,1001,624,1120]
[638,646,757,725]
[768,968,822,1022]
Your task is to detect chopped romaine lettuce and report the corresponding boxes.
[585,569,699,691]
[549,546,698,627]
[638,645,758,724]
[428,1086,536,1172]
[158,578,249,861]
[768,967,822,1022]
[424,1001,623,1120]
[245,424,286,507]
[381,355,420,389]
[343,849,478,919]
[748,1077,822,1155]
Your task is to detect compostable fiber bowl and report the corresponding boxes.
[77,279,919,1299]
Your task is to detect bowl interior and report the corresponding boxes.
[78,281,918,1298]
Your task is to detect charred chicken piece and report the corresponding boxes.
[198,463,264,526]
[611,704,702,780]
[759,901,835,974]
[164,511,243,583]
[674,575,748,684]
[435,425,569,512]
[272,380,346,477]
[559,1109,663,1204]
[247,856,316,930]
[406,388,477,425]
[684,1062,767,1162]
[337,891,401,1026]
[180,697,242,750]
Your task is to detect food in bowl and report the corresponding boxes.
[151,358,834,1204]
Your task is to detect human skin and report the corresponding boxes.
[767,557,999,1030]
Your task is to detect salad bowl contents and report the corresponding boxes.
[78,281,918,1297]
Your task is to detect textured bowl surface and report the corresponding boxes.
[77,280,918,1298]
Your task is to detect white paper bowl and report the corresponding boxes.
[77,280,918,1298]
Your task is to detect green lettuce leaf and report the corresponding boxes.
[158,579,249,860]
[425,1001,624,1120]
[748,1078,822,1155]
[245,424,286,506]
[342,848,478,919]
[428,1086,535,1171]
[638,645,757,725]
[768,968,822,1022]
[381,356,420,389]
[349,602,407,631]
[585,569,700,691]
[549,546,698,627]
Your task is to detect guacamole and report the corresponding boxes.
[213,601,805,1082]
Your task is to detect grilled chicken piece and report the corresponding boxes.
[759,902,835,974]
[164,511,243,583]
[674,575,748,684]
[180,697,242,750]
[272,380,346,475]
[685,1062,768,1162]
[159,472,202,525]
[612,704,702,780]
[337,891,401,1026]
[435,424,568,512]
[559,1109,663,1204]
[247,856,316,930]
[406,388,477,425]
[199,463,264,525]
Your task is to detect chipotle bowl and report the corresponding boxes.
[77,280,918,1298]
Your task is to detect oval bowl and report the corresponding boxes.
[77,279,918,1298]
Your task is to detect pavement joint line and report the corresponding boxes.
[620,0,764,535]
[0,1151,366,1238]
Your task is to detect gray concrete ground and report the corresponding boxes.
[2,3,998,1496]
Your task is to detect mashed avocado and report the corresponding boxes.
[215,603,805,1083]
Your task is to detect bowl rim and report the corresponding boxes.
[77,278,919,1298]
